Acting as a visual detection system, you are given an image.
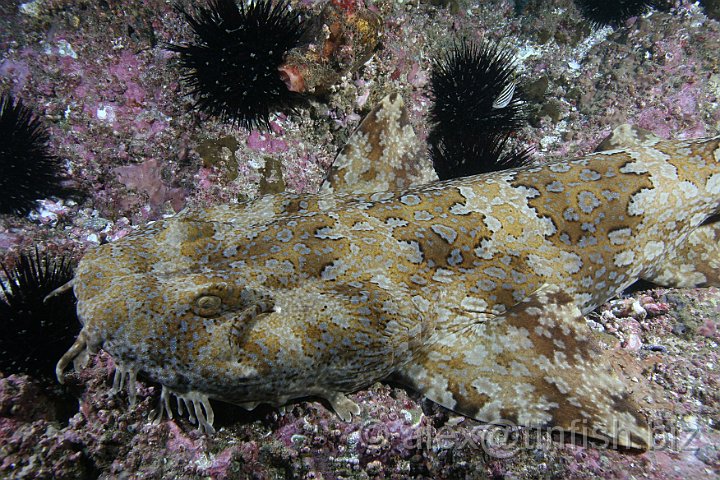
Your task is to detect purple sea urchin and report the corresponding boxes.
[169,0,305,129]
[0,249,79,380]
[428,40,529,180]
[0,94,71,216]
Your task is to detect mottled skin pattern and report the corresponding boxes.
[320,93,436,194]
[58,95,720,451]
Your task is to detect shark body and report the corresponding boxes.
[58,95,720,450]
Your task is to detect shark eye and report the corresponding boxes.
[194,295,222,317]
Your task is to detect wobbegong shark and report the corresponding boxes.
[56,94,720,451]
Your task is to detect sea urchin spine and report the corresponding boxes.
[0,93,71,216]
[169,0,305,129]
[430,40,526,138]
[573,0,659,27]
[0,248,79,380]
[428,39,530,180]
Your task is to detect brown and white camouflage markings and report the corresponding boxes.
[57,94,720,451]
[321,93,437,194]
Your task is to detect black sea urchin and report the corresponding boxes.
[428,40,529,180]
[170,0,305,129]
[430,133,532,181]
[573,0,657,26]
[0,93,70,216]
[430,40,526,136]
[0,249,79,380]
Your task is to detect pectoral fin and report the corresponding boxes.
[394,284,650,450]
